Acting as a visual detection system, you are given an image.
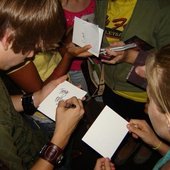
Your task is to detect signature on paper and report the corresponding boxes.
[55,88,69,104]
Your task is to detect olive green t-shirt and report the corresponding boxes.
[0,77,48,170]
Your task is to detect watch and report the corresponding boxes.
[21,93,37,115]
[40,142,63,165]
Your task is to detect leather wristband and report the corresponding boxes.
[40,142,63,165]
[21,93,37,115]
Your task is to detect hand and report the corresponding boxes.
[101,41,126,64]
[135,65,146,78]
[52,97,84,148]
[33,75,68,107]
[94,158,115,170]
[61,26,92,58]
[127,119,161,148]
[101,41,138,64]
[66,42,92,57]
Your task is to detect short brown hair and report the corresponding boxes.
[0,0,66,54]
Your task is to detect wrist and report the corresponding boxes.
[126,50,139,64]
[51,130,70,149]
[32,91,41,108]
[40,142,63,165]
[152,140,162,150]
[64,51,74,60]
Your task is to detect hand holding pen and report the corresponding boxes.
[99,41,139,64]
[100,43,137,55]
[53,97,84,145]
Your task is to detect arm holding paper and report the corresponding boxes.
[59,24,93,58]
[66,42,92,57]
[127,119,170,156]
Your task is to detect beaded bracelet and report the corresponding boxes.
[152,141,162,150]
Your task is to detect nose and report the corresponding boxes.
[27,51,34,58]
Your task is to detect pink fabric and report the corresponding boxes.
[64,0,95,71]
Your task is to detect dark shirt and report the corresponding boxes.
[0,77,48,170]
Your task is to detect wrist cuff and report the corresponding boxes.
[40,142,63,165]
[21,93,37,115]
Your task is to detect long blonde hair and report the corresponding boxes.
[146,44,170,114]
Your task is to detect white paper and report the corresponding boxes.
[38,81,87,121]
[82,106,128,158]
[72,17,103,57]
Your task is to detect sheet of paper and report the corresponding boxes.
[38,81,87,121]
[72,17,103,57]
[82,106,128,158]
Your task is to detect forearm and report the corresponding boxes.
[8,61,43,93]
[11,95,23,112]
[31,134,69,170]
[31,159,54,170]
[31,126,71,170]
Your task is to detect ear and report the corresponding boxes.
[1,29,12,50]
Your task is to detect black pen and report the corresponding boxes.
[65,103,76,109]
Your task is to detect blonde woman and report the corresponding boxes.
[93,45,170,170]
[127,44,170,169]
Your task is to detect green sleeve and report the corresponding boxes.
[0,125,25,170]
[155,4,170,48]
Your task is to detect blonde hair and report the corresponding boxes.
[146,44,170,114]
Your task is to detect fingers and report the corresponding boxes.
[57,100,65,108]
[127,119,144,132]
[101,54,122,64]
[94,158,105,169]
[74,45,92,57]
[135,65,146,78]
[127,119,148,138]
[58,97,84,115]
[67,43,92,57]
[104,158,115,170]
[94,158,115,170]
[82,44,92,50]
[101,49,125,64]
[66,97,84,110]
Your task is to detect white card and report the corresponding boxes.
[38,81,87,121]
[72,17,103,57]
[82,106,128,158]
